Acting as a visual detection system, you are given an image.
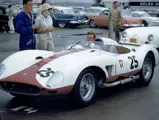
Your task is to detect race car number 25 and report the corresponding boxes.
[128,56,138,69]
[37,68,54,78]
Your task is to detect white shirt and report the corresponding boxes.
[35,14,53,39]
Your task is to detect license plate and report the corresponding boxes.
[130,38,137,43]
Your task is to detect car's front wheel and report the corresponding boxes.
[136,53,154,86]
[72,69,97,107]
[58,23,66,28]
[90,20,97,28]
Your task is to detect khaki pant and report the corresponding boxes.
[108,21,120,42]
[8,17,14,31]
[36,33,55,51]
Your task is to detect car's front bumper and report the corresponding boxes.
[121,24,144,30]
[69,20,89,25]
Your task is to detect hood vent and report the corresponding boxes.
[36,56,43,60]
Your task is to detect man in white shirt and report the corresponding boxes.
[86,32,101,50]
[35,3,55,51]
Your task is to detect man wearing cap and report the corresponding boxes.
[35,3,55,51]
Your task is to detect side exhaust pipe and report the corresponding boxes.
[99,75,139,88]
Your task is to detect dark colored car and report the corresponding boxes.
[51,6,89,28]
[0,5,9,31]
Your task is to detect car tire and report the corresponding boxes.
[143,20,148,27]
[90,20,97,28]
[136,53,154,86]
[58,23,66,28]
[71,69,97,107]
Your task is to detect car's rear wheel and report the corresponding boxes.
[143,20,148,27]
[136,53,154,86]
[90,20,97,28]
[71,69,97,107]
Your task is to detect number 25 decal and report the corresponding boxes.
[37,68,54,78]
[128,56,138,69]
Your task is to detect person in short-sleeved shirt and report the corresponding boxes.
[35,3,55,51]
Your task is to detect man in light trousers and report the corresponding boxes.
[6,4,15,33]
[108,1,122,42]
[35,3,55,51]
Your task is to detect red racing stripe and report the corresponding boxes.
[1,49,85,87]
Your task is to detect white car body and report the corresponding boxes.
[0,38,158,106]
[120,25,159,49]
[79,7,109,16]
[53,6,75,14]
[131,11,159,26]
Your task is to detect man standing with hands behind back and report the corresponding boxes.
[16,0,38,51]
[108,1,122,42]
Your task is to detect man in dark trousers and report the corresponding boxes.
[108,1,122,42]
[15,0,39,51]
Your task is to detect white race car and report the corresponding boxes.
[0,38,158,107]
[121,20,159,50]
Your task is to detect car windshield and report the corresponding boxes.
[62,9,75,14]
[122,10,132,16]
[73,7,83,11]
[87,8,102,13]
[62,40,118,54]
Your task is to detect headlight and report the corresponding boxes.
[46,71,64,88]
[148,34,153,41]
[122,31,127,38]
[0,64,6,76]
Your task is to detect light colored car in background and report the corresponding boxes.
[79,7,109,18]
[71,6,85,13]
[131,11,159,26]
[147,9,159,17]
[120,20,159,50]
[88,10,143,29]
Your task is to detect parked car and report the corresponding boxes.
[79,7,109,19]
[120,20,159,50]
[0,38,158,107]
[71,6,85,13]
[0,5,9,31]
[51,6,89,28]
[88,10,143,29]
[147,9,159,17]
[131,11,159,26]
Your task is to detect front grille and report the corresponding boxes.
[0,82,41,95]
[74,16,86,20]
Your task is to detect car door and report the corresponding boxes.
[93,10,109,27]
[115,47,140,78]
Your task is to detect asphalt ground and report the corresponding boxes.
[0,26,159,120]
